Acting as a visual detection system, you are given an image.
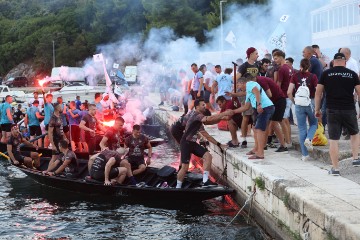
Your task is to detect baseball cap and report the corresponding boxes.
[246,47,256,58]
[334,53,346,60]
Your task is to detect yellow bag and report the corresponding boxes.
[312,123,328,146]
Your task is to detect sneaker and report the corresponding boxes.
[241,140,247,148]
[353,159,360,167]
[275,146,288,153]
[301,155,309,162]
[304,139,313,152]
[227,141,240,148]
[263,146,268,150]
[267,142,278,148]
[202,180,218,188]
[328,168,340,176]
[158,101,164,106]
[136,182,146,187]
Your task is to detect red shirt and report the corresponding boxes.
[290,71,318,98]
[256,76,286,103]
[220,100,237,112]
[278,64,292,96]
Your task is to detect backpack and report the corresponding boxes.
[294,74,312,106]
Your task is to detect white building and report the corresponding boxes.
[311,0,360,59]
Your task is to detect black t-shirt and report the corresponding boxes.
[13,109,24,123]
[319,66,360,110]
[7,134,23,154]
[125,135,149,157]
[49,114,64,141]
[104,127,126,150]
[91,149,122,173]
[57,150,78,173]
[82,113,97,139]
[238,61,260,77]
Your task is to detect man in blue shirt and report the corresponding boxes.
[67,101,82,151]
[24,100,44,147]
[43,93,54,148]
[1,95,14,143]
[75,96,81,110]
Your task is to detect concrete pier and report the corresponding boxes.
[146,93,360,240]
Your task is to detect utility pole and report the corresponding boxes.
[52,40,55,68]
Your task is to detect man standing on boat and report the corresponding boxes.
[7,124,40,169]
[29,91,44,111]
[24,100,44,147]
[176,99,234,188]
[43,93,54,148]
[79,104,105,155]
[67,101,82,152]
[123,125,151,176]
[46,103,68,172]
[44,139,78,177]
[99,117,126,151]
[100,93,114,121]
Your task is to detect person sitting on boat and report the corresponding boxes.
[99,116,126,151]
[44,139,78,177]
[7,124,40,169]
[89,148,136,186]
[100,93,114,121]
[24,100,44,147]
[176,99,234,189]
[1,95,14,143]
[47,103,68,171]
[123,124,152,176]
[79,104,105,155]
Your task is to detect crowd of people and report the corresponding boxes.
[171,45,360,179]
[1,91,152,186]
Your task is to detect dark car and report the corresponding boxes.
[6,76,30,87]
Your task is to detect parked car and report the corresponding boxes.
[124,66,138,84]
[6,76,31,87]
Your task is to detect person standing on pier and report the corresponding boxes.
[176,99,234,188]
[315,53,360,176]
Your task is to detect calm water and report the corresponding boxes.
[0,142,265,240]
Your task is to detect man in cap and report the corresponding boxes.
[315,53,360,176]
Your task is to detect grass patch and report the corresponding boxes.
[254,177,265,191]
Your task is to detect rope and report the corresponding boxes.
[220,185,257,235]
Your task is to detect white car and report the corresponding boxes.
[124,66,137,84]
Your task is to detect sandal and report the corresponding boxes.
[227,141,240,148]
[248,155,264,160]
[246,150,256,155]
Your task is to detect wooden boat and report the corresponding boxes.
[10,157,235,203]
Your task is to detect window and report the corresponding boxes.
[354,3,359,25]
[3,88,9,92]
[321,11,328,31]
[342,5,347,27]
[339,6,343,27]
[329,10,334,29]
[312,15,316,32]
[334,7,339,28]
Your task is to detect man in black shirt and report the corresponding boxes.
[7,124,40,168]
[13,104,24,124]
[79,104,105,155]
[315,53,360,176]
[99,117,126,151]
[44,140,78,176]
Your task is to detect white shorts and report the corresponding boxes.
[283,98,292,119]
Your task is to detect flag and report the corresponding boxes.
[114,84,123,95]
[279,15,290,23]
[93,53,104,62]
[268,24,286,51]
[225,31,237,48]
[113,63,119,69]
[117,70,125,79]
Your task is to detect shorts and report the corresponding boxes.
[87,137,96,155]
[254,106,275,131]
[1,123,12,132]
[170,125,183,144]
[80,129,86,142]
[128,156,145,169]
[70,125,80,142]
[231,113,243,128]
[13,151,31,164]
[63,125,69,133]
[180,139,208,164]
[271,98,286,122]
[327,109,359,140]
[29,125,42,136]
[283,98,292,119]
[190,90,204,100]
[204,90,211,103]
[91,168,119,181]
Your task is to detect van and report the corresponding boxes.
[124,66,138,84]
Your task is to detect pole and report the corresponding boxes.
[52,40,55,68]
[220,0,227,67]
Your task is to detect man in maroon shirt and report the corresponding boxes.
[256,76,287,152]
[273,50,292,150]
[216,96,242,147]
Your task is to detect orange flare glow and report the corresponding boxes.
[38,79,47,87]
[102,120,115,127]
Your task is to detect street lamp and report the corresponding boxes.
[220,0,227,67]
[52,40,55,68]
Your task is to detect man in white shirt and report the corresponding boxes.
[341,47,359,75]
[28,91,44,111]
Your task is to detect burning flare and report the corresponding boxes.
[102,120,115,127]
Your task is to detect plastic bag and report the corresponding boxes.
[312,123,328,146]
